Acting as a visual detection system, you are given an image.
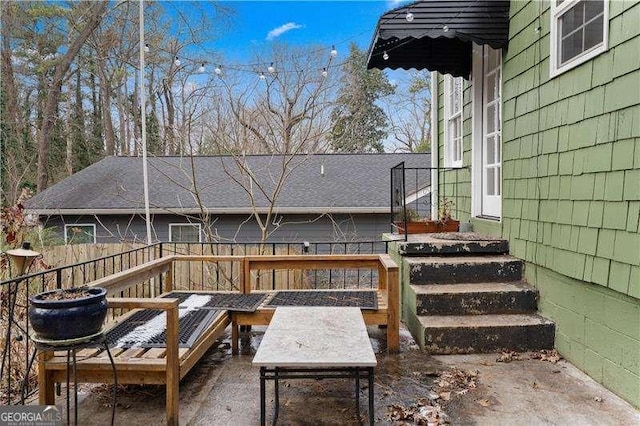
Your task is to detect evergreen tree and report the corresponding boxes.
[329,43,394,153]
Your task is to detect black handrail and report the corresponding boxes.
[390,163,470,241]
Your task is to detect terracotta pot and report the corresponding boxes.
[395,220,459,234]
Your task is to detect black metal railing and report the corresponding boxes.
[0,243,160,405]
[0,240,387,405]
[391,162,469,241]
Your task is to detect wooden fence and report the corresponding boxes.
[167,244,304,291]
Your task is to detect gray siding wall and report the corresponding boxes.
[41,213,393,244]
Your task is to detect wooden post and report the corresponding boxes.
[165,261,173,292]
[37,351,55,405]
[377,262,387,291]
[242,257,251,294]
[231,319,239,355]
[386,265,400,352]
[165,300,180,426]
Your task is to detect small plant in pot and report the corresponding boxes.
[393,207,431,234]
[29,287,108,342]
[394,199,460,234]
[423,197,460,232]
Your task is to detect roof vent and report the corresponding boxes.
[320,164,325,177]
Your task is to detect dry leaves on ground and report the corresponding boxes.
[386,367,479,425]
[529,349,562,363]
[386,400,449,425]
[495,350,522,363]
[435,367,478,397]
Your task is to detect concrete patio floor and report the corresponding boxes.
[64,325,639,425]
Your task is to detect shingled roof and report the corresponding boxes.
[26,154,430,215]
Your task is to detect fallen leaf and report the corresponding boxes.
[594,396,603,403]
[478,399,491,407]
[530,349,562,363]
[496,350,522,363]
[439,391,451,401]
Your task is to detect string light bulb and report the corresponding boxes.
[330,45,338,57]
[259,72,266,80]
[406,12,414,22]
[144,43,150,53]
[214,65,222,75]
[382,51,389,61]
[267,63,275,74]
[198,63,205,73]
[174,56,181,66]
[321,68,328,77]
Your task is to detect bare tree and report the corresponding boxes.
[203,45,338,243]
[36,1,108,191]
[383,71,431,153]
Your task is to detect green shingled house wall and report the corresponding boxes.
[433,0,639,407]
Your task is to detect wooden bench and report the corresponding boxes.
[36,254,399,425]
[36,256,232,426]
[231,254,400,353]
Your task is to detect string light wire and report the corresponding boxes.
[142,1,478,75]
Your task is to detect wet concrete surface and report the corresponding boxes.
[62,325,639,425]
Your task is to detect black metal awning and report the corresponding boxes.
[367,0,510,79]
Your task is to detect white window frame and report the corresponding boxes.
[444,75,464,168]
[64,224,97,244]
[169,223,202,242]
[550,0,609,78]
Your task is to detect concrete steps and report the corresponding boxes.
[409,282,538,316]
[406,255,524,284]
[397,234,509,257]
[417,314,555,354]
[397,233,555,354]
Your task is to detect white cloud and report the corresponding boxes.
[266,22,303,41]
[387,0,411,7]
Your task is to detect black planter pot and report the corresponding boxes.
[29,287,108,341]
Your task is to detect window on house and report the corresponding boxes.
[64,224,96,244]
[444,75,463,168]
[551,0,608,76]
[169,223,201,242]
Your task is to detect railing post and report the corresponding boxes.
[387,264,400,353]
[242,257,251,294]
[158,242,164,293]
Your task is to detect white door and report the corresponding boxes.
[482,46,502,218]
[472,45,502,219]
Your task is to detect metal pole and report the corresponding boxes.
[140,0,154,296]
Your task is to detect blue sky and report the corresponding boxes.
[212,1,410,65]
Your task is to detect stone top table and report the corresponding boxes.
[253,306,377,425]
[253,306,377,368]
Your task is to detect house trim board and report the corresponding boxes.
[471,43,484,219]
[29,207,394,216]
[431,71,439,220]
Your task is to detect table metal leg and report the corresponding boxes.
[274,368,280,425]
[368,368,374,426]
[260,367,266,426]
[355,369,360,418]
